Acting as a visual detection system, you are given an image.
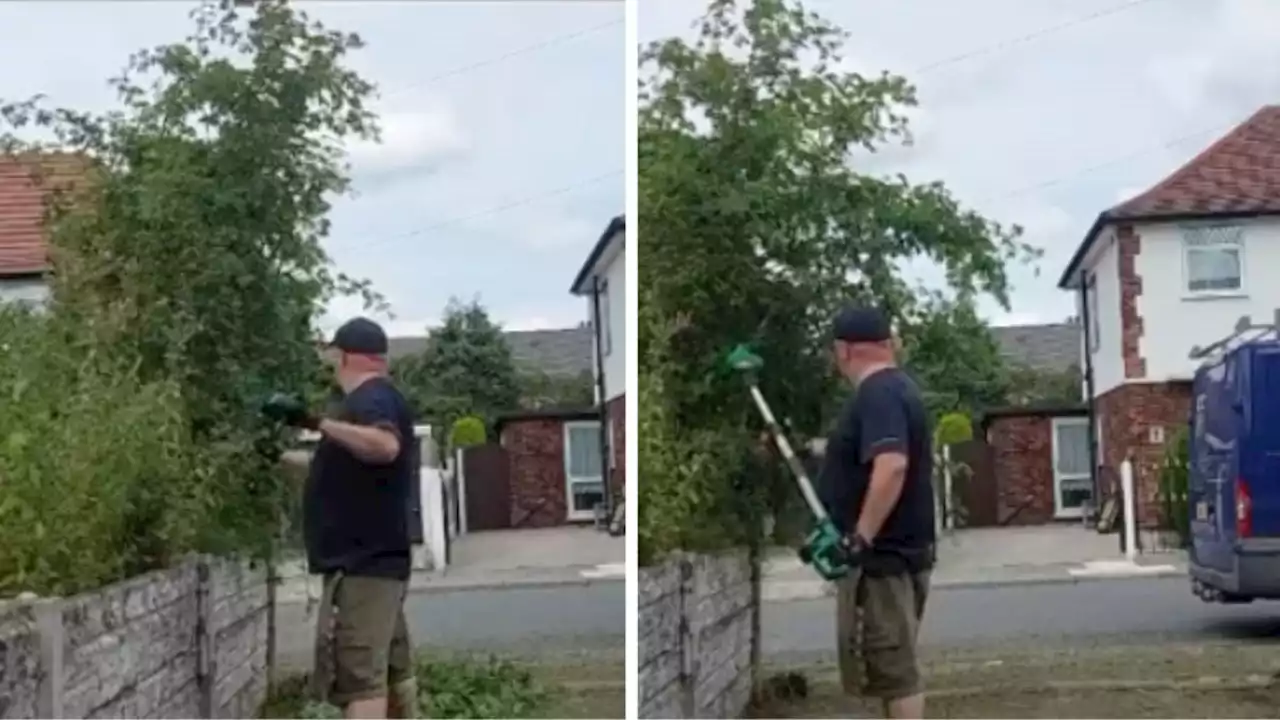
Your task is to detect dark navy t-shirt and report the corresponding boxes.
[304,376,415,579]
[818,368,936,565]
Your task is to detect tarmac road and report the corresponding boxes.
[764,575,1280,664]
[275,580,625,671]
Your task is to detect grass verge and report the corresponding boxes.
[752,678,1280,718]
[259,653,623,719]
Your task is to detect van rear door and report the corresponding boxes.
[1240,344,1280,537]
[1192,359,1238,569]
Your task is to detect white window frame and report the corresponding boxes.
[1181,224,1245,297]
[1051,416,1092,519]
[563,420,604,521]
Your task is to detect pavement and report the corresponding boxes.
[763,525,1186,602]
[276,525,625,604]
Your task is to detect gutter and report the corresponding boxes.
[590,275,613,518]
[1078,275,1101,517]
[1058,209,1280,290]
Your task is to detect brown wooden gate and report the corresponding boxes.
[463,444,512,531]
[952,438,999,527]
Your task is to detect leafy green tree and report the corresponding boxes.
[900,294,1011,419]
[1005,363,1083,406]
[517,369,596,409]
[638,0,1038,561]
[393,299,521,438]
[0,0,382,583]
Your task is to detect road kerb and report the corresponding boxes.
[763,565,1188,602]
[275,572,624,605]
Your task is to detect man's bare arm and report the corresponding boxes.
[855,451,908,542]
[318,418,401,465]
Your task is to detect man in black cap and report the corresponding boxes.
[819,305,934,720]
[265,317,417,719]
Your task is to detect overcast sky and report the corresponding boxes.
[0,1,624,337]
[639,0,1280,327]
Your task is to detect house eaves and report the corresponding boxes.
[1057,105,1280,290]
[569,214,625,296]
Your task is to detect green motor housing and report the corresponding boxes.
[798,518,852,581]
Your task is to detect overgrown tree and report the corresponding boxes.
[1005,363,1083,406]
[517,369,596,409]
[393,298,521,438]
[900,294,1011,418]
[638,0,1039,561]
[0,0,383,580]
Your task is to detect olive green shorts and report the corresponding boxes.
[312,572,414,706]
[836,568,931,700]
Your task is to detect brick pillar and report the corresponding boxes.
[1096,382,1192,528]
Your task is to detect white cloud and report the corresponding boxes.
[345,104,469,174]
[505,313,582,331]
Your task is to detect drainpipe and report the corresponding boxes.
[591,275,614,519]
[1079,274,1102,523]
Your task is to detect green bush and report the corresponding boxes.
[935,412,974,447]
[265,654,552,720]
[1159,426,1190,547]
[450,415,487,448]
[0,309,204,596]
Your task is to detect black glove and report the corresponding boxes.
[840,533,871,566]
[261,392,319,431]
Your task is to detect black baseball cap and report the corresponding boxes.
[832,306,892,344]
[329,317,389,355]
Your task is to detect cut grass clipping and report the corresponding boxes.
[262,654,552,719]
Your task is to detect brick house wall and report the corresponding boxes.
[502,418,571,528]
[607,393,625,498]
[1095,381,1192,528]
[985,411,1086,525]
[497,408,608,529]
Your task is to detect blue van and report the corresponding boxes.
[1188,321,1280,604]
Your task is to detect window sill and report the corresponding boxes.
[1182,291,1247,302]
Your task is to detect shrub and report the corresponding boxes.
[264,654,552,720]
[1159,426,1190,547]
[449,415,487,448]
[935,412,974,447]
[0,309,204,596]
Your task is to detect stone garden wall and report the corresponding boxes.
[0,555,271,719]
[638,550,757,719]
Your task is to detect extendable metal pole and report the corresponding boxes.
[746,383,830,522]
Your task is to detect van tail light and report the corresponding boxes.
[1236,477,1253,538]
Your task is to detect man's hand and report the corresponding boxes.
[261,393,320,431]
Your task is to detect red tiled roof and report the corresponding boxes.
[1107,105,1280,219]
[0,154,89,277]
[1058,106,1280,288]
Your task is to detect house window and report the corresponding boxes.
[564,420,604,520]
[1182,225,1244,295]
[1085,272,1099,354]
[598,279,612,357]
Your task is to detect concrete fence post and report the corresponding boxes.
[34,598,65,719]
[195,558,215,719]
[677,556,695,718]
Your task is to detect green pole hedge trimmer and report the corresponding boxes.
[725,344,853,581]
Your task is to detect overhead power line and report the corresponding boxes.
[381,18,623,99]
[913,0,1162,75]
